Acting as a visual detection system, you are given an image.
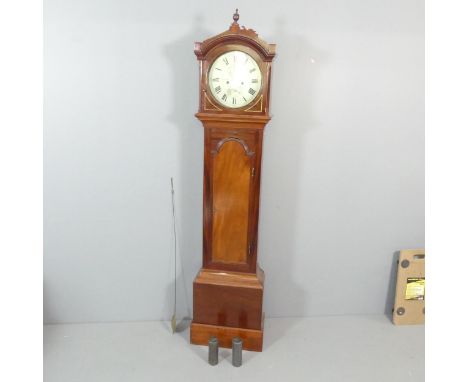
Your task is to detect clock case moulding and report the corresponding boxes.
[190,13,276,352]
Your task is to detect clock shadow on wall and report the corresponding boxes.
[164,14,320,350]
[260,18,321,329]
[163,15,209,335]
[163,16,207,333]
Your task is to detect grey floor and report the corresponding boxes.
[44,315,424,382]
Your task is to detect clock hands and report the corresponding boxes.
[209,50,261,107]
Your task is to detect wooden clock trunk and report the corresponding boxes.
[190,12,275,352]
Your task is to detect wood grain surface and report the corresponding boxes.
[212,140,251,264]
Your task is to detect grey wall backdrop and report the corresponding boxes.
[44,0,424,323]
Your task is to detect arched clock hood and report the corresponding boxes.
[194,10,276,119]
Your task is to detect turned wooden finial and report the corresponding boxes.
[229,8,241,31]
[233,9,239,24]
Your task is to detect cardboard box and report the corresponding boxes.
[392,249,425,325]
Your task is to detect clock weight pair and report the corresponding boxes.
[208,337,243,367]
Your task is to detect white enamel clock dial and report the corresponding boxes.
[208,50,262,108]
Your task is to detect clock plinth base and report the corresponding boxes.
[190,321,264,352]
[190,265,265,352]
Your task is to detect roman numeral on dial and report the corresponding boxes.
[208,51,262,108]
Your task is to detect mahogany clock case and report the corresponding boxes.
[190,13,276,352]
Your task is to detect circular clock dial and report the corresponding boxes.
[208,50,262,108]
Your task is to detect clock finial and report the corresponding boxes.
[233,9,239,24]
[229,9,240,31]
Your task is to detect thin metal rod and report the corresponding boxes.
[170,178,177,331]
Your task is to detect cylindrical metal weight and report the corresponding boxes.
[208,337,219,366]
[232,337,242,367]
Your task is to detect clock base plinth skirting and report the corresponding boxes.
[190,265,265,352]
[190,321,264,352]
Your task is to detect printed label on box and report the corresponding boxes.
[405,277,425,300]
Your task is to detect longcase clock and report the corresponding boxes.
[190,10,276,352]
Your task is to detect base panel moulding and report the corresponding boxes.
[190,321,264,352]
